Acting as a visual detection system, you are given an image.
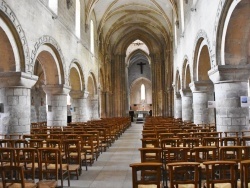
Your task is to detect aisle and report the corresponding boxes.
[69,122,143,188]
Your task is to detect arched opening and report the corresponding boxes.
[127,39,152,115]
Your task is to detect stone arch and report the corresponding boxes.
[0,1,30,72]
[113,29,162,55]
[69,60,85,92]
[216,0,250,65]
[182,59,191,89]
[31,36,67,85]
[33,45,64,85]
[193,36,212,82]
[87,72,97,97]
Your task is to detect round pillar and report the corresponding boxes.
[190,81,215,124]
[70,91,90,122]
[43,85,70,126]
[209,65,250,133]
[0,72,38,134]
[174,92,182,119]
[180,89,193,122]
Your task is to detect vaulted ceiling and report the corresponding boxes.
[85,0,178,53]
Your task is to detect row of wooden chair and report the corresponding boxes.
[130,116,250,187]
[0,147,70,188]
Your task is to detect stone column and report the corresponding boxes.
[105,91,111,117]
[43,84,70,126]
[180,89,193,122]
[209,65,250,133]
[174,92,182,119]
[0,72,38,134]
[190,81,214,124]
[111,54,126,117]
[100,91,106,118]
[70,91,89,122]
[90,94,99,120]
[150,53,163,116]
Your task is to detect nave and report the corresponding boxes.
[69,122,142,188]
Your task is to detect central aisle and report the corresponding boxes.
[69,122,143,188]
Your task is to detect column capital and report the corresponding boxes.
[180,89,192,97]
[42,84,70,95]
[0,72,38,88]
[175,91,181,98]
[69,90,89,99]
[208,65,250,84]
[189,81,214,93]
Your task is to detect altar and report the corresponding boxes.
[134,110,149,123]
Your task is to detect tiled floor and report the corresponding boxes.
[67,122,142,188]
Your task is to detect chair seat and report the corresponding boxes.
[175,184,196,188]
[68,164,80,171]
[211,183,232,188]
[47,163,68,170]
[36,180,57,188]
[5,183,37,188]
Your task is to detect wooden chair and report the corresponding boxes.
[240,160,250,188]
[162,147,190,187]
[0,147,15,166]
[167,162,201,188]
[37,147,70,188]
[221,137,240,146]
[15,148,36,182]
[203,160,237,188]
[0,139,13,148]
[160,138,180,149]
[129,162,162,188]
[219,146,243,163]
[29,139,44,148]
[13,139,29,148]
[241,136,250,146]
[0,166,37,188]
[79,134,95,165]
[138,148,162,163]
[141,138,159,148]
[63,139,82,179]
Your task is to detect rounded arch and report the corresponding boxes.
[33,45,64,85]
[87,72,97,97]
[31,36,67,85]
[182,59,191,89]
[216,0,250,65]
[0,1,30,72]
[193,36,212,82]
[69,60,85,92]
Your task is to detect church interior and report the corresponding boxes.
[0,0,250,187]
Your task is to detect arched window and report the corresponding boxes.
[90,20,94,54]
[141,84,145,101]
[75,0,80,38]
[180,0,185,32]
[49,0,58,15]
